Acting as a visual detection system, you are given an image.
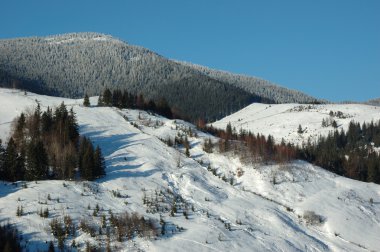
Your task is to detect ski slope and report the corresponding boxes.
[0,88,380,251]
[212,103,380,146]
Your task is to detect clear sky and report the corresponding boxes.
[0,0,379,102]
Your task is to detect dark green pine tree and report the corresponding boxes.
[0,139,5,180]
[14,113,26,146]
[83,143,95,180]
[297,124,303,134]
[226,122,232,139]
[54,102,68,126]
[78,137,88,178]
[121,90,129,108]
[4,138,18,181]
[94,145,106,178]
[367,153,380,183]
[68,108,79,142]
[79,137,95,180]
[146,100,156,112]
[103,88,112,106]
[30,104,42,140]
[25,140,48,180]
[41,107,53,134]
[112,89,123,108]
[16,147,26,181]
[83,94,90,107]
[157,98,172,118]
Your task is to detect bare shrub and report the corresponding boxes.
[303,211,324,225]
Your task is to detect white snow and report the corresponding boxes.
[212,103,380,146]
[0,88,379,251]
[44,33,119,45]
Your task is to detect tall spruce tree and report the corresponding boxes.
[14,113,26,147]
[68,108,79,142]
[121,90,129,108]
[4,138,18,181]
[0,139,5,180]
[78,137,88,178]
[25,140,48,180]
[30,104,42,140]
[94,145,106,178]
[226,122,232,139]
[41,107,53,134]
[83,94,90,107]
[103,88,112,106]
[79,137,94,180]
[82,142,95,180]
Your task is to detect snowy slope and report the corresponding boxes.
[212,103,380,146]
[0,88,380,251]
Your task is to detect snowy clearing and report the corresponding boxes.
[212,103,380,146]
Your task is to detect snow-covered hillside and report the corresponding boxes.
[1,88,380,251]
[212,103,380,146]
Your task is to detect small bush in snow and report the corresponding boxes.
[16,206,24,217]
[236,168,244,177]
[303,211,324,225]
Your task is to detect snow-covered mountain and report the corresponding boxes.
[0,32,321,121]
[212,103,380,146]
[0,88,379,251]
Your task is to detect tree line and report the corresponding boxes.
[0,103,105,181]
[92,87,254,122]
[199,122,296,164]
[199,120,380,184]
[298,120,380,184]
[96,88,176,119]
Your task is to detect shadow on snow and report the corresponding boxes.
[79,126,161,182]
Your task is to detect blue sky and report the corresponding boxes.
[0,0,379,102]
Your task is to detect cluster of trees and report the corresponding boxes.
[298,120,380,183]
[79,137,105,180]
[49,211,158,251]
[109,211,157,242]
[201,122,296,164]
[201,120,380,184]
[0,103,105,181]
[98,88,175,119]
[321,117,338,128]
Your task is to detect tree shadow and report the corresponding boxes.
[191,153,204,159]
[79,126,161,181]
[190,141,201,149]
[21,231,51,251]
[0,182,21,198]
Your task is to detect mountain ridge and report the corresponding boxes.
[0,32,322,121]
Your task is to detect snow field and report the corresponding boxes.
[0,88,379,251]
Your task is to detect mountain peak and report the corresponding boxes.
[42,32,124,45]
